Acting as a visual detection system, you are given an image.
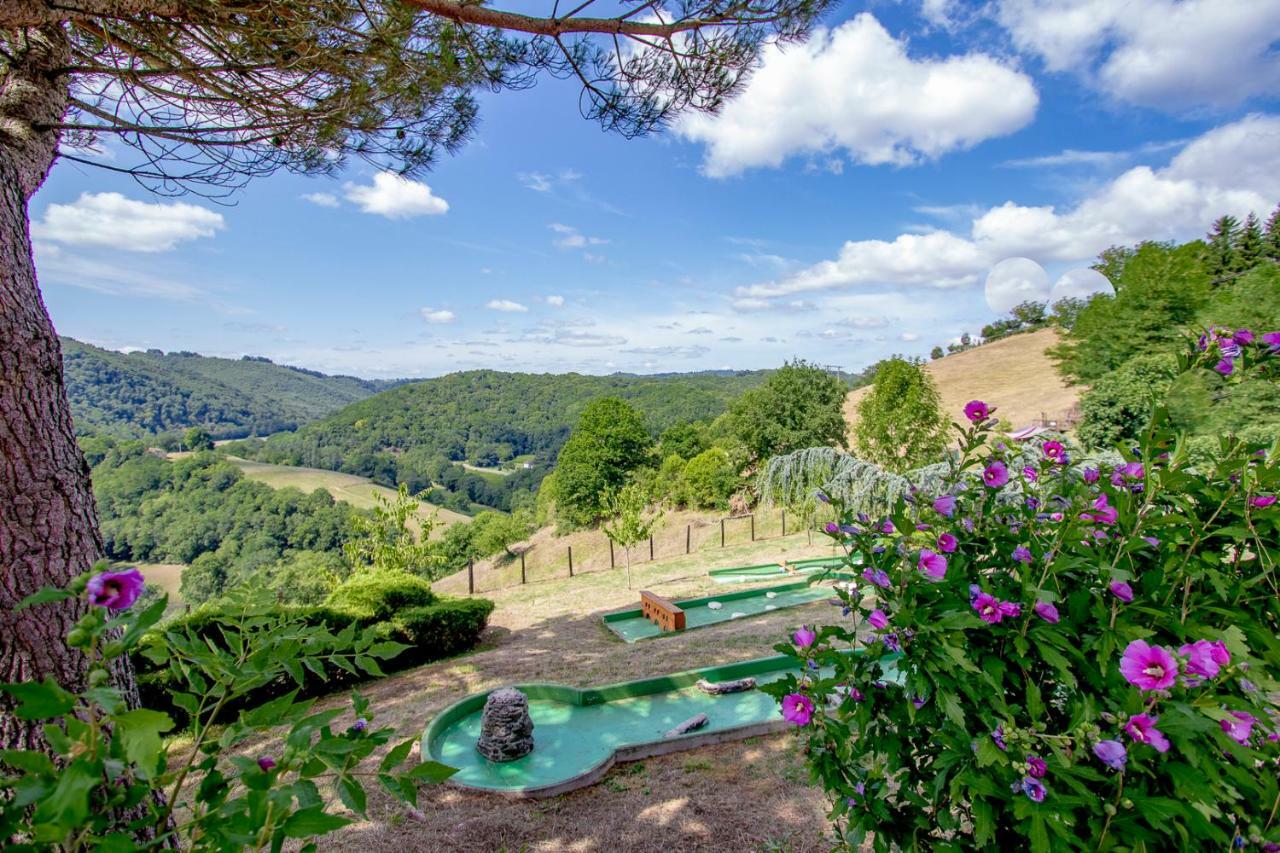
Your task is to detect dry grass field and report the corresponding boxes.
[134,562,186,615]
[844,328,1081,435]
[228,458,470,535]
[310,534,854,852]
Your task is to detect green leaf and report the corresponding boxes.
[279,806,354,839]
[405,760,457,784]
[15,587,75,610]
[32,760,97,826]
[114,708,174,777]
[0,678,75,720]
[336,775,367,816]
[379,738,417,773]
[0,749,55,776]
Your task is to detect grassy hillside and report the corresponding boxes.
[845,328,1080,433]
[229,457,469,533]
[62,337,402,439]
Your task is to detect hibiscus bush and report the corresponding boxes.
[764,328,1280,851]
[0,567,455,850]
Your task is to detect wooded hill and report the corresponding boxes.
[62,337,402,439]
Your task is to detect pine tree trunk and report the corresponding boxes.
[0,23,139,748]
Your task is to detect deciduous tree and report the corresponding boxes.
[728,359,849,465]
[853,358,945,473]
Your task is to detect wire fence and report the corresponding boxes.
[454,505,840,595]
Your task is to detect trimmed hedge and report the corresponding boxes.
[137,573,491,726]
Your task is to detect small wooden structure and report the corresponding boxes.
[639,590,686,632]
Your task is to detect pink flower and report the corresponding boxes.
[1109,581,1133,603]
[867,609,889,630]
[1081,493,1118,525]
[1251,495,1277,508]
[1119,640,1178,691]
[793,626,816,648]
[983,462,1009,488]
[1125,713,1170,753]
[1023,466,1038,482]
[1179,639,1229,679]
[933,495,957,517]
[881,520,895,534]
[998,601,1022,619]
[1042,441,1066,463]
[781,693,814,725]
[1026,755,1047,778]
[973,593,1003,624]
[918,549,947,582]
[1033,601,1059,624]
[936,533,958,553]
[964,400,991,423]
[1221,711,1256,745]
[86,568,146,610]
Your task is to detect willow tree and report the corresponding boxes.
[0,0,833,747]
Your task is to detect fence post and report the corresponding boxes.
[720,518,725,548]
[686,524,691,554]
[468,560,474,594]
[609,539,615,569]
[520,550,526,585]
[568,545,574,577]
[649,534,654,561]
[750,514,755,541]
[781,509,786,537]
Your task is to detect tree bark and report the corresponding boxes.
[0,23,138,748]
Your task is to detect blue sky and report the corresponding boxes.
[30,0,1280,378]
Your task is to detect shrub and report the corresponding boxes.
[682,447,738,509]
[1076,353,1177,449]
[388,598,496,665]
[765,328,1280,851]
[854,357,946,473]
[325,570,437,620]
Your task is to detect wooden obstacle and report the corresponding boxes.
[640,591,686,632]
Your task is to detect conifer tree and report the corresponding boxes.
[1264,204,1280,262]
[1206,214,1241,277]
[1236,212,1265,271]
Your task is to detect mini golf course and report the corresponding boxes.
[706,554,853,583]
[423,654,899,798]
[601,580,841,643]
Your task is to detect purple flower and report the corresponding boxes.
[1251,495,1277,508]
[1012,545,1032,564]
[1214,357,1235,376]
[936,532,958,553]
[1221,711,1256,745]
[1027,755,1047,778]
[1233,329,1254,345]
[918,549,947,582]
[968,584,981,603]
[1023,466,1038,482]
[1082,467,1100,484]
[964,400,991,423]
[991,727,1007,750]
[867,609,889,630]
[349,717,368,734]
[815,490,830,504]
[257,756,276,772]
[880,520,895,534]
[1033,601,1060,624]
[1142,536,1160,548]
[1094,740,1127,771]
[1042,441,1066,464]
[86,568,146,611]
[1124,713,1170,753]
[1014,776,1046,802]
[862,568,891,589]
[881,632,901,652]
[998,601,1022,619]
[1180,639,1229,679]
[1119,640,1178,691]
[973,593,1003,624]
[983,461,1009,488]
[1109,581,1134,603]
[1262,331,1280,352]
[1120,462,1145,480]
[1082,493,1118,525]
[933,494,957,517]
[824,522,840,535]
[781,693,814,725]
[912,695,928,709]
[793,626,817,648]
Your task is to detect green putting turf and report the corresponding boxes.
[706,554,853,583]
[423,654,900,797]
[601,580,842,642]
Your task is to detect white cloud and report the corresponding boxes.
[486,299,528,313]
[549,223,608,250]
[302,192,339,208]
[343,172,448,218]
[984,257,1049,313]
[545,295,565,306]
[993,0,1280,109]
[677,13,1038,177]
[421,307,456,324]
[33,192,224,252]
[1051,269,1113,302]
[739,114,1280,301]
